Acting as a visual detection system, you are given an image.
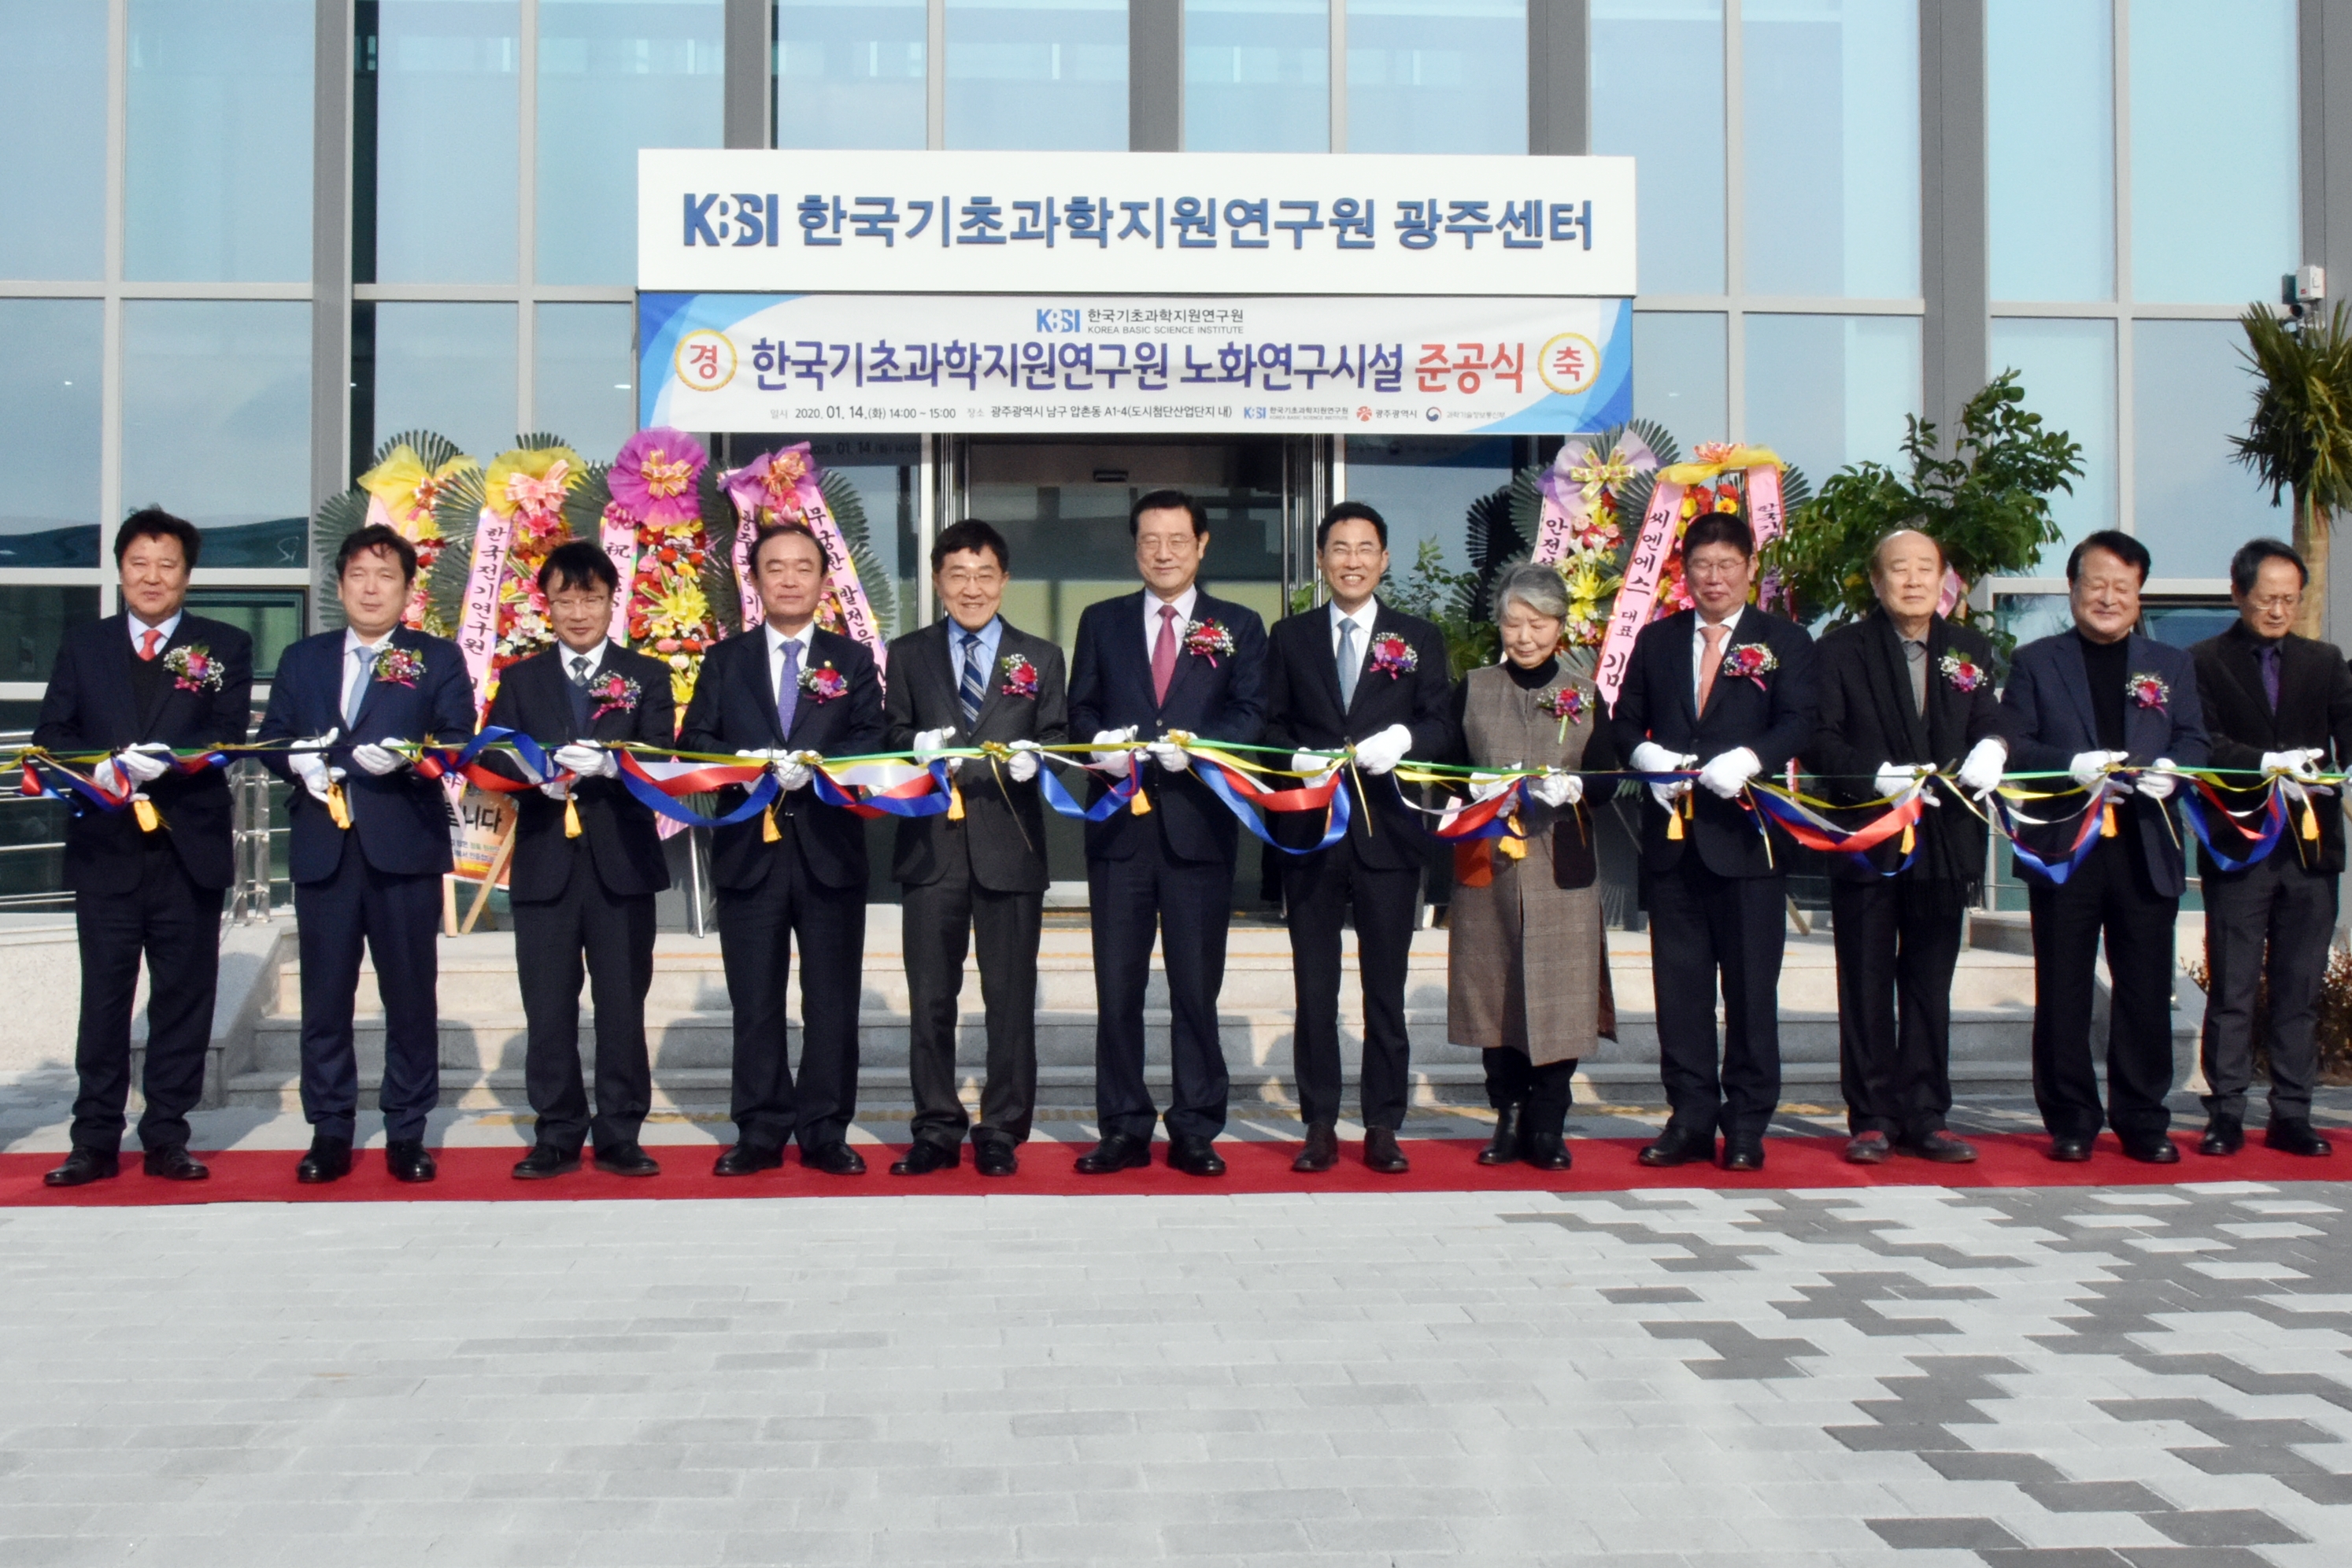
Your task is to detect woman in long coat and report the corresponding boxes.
[1447,563,1616,1168]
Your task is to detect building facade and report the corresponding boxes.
[0,0,2343,727]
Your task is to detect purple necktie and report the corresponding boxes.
[2260,644,2280,712]
[776,638,801,738]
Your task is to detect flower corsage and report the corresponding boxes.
[1367,633,1417,679]
[800,663,849,703]
[163,645,222,694]
[1718,642,1777,688]
[2127,672,2169,710]
[1940,649,1987,693]
[1539,683,1589,741]
[373,647,426,687]
[1000,653,1039,698]
[1182,618,1234,665]
[587,673,642,721]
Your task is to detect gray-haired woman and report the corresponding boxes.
[1445,563,1616,1168]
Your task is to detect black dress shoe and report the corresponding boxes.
[2120,1135,2180,1165]
[385,1139,437,1183]
[1074,1133,1152,1174]
[1904,1130,1978,1165]
[1293,1122,1338,1174]
[1520,1133,1572,1171]
[889,1140,960,1176]
[1167,1135,1226,1178]
[2199,1114,2245,1156]
[140,1145,209,1182]
[512,1144,580,1181]
[594,1141,660,1177]
[2047,1137,2094,1163]
[1720,1142,1766,1173]
[2265,1118,2334,1157]
[1363,1127,1411,1174]
[1639,1125,1714,1168]
[973,1140,1019,1178]
[1477,1101,1527,1166]
[803,1141,867,1176]
[43,1147,119,1188]
[712,1143,783,1177]
[297,1135,353,1184]
[1844,1132,1892,1165]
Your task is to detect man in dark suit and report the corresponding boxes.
[1807,529,2008,1167]
[1263,501,1455,1176]
[35,508,253,1188]
[483,541,677,1180]
[1067,488,1269,1178]
[678,522,885,1178]
[882,519,1069,1179]
[2001,529,2209,1163]
[1610,509,1819,1172]
[257,524,475,1184]
[2187,537,2352,1159]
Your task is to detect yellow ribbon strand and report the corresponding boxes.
[564,795,582,838]
[947,778,965,821]
[1496,809,1527,860]
[761,804,780,842]
[2100,800,2119,838]
[325,781,352,830]
[132,798,161,834]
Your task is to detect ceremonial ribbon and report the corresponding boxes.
[2176,777,2290,874]
[1188,753,1352,853]
[1990,785,2112,886]
[1740,780,1928,875]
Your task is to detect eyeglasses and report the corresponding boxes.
[2243,594,2300,612]
[1322,543,1385,561]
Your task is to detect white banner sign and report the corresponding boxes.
[639,293,1633,435]
[637,149,1637,297]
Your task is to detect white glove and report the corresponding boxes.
[351,740,407,776]
[1006,740,1041,784]
[2069,749,2129,789]
[538,780,571,800]
[1629,741,1696,809]
[1089,727,1135,778]
[2136,757,2180,801]
[1529,770,1581,808]
[1147,739,1191,774]
[2264,748,2324,782]
[553,742,617,779]
[1351,723,1413,776]
[911,727,961,773]
[1467,772,1515,804]
[290,752,343,804]
[734,747,790,760]
[775,753,815,791]
[1697,747,1762,801]
[113,743,173,784]
[1955,737,2008,795]
[1874,761,1928,800]
[1291,749,1341,781]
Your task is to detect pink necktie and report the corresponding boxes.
[138,629,161,661]
[1152,604,1180,704]
[1697,623,1727,712]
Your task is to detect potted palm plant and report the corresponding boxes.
[2232,301,2352,638]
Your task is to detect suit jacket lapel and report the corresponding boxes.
[137,619,195,738]
[1669,613,1699,729]
[2231,632,2276,743]
[2058,633,2099,745]
[102,616,140,743]
[2123,634,2170,757]
[1870,612,1929,759]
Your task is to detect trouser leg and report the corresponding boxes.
[513,874,590,1152]
[1283,848,1348,1128]
[2258,861,2336,1120]
[1522,1058,1576,1145]
[1714,872,1787,1146]
[1831,876,1901,1137]
[1647,858,1724,1138]
[1485,1044,1532,1108]
[130,856,224,1153]
[1892,878,1965,1140]
[1351,859,1419,1133]
[970,882,1042,1145]
[790,867,865,1151]
[2029,850,2110,1140]
[294,841,368,1144]
[717,861,797,1151]
[1157,855,1233,1142]
[1088,851,1160,1141]
[901,866,976,1149]
[367,865,445,1145]
[2198,861,2271,1121]
[68,876,155,1156]
[581,886,656,1151]
[2099,853,2180,1143]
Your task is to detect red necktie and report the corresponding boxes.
[1152,603,1180,704]
[138,629,161,662]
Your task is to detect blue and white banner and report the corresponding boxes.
[638,149,1637,298]
[638,291,1632,435]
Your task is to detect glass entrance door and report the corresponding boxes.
[941,434,1322,913]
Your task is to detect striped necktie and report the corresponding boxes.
[959,631,986,727]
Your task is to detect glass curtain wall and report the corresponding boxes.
[1987,0,2300,585]
[1591,0,1921,488]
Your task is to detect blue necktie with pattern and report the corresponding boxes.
[959,631,986,727]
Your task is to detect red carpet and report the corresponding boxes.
[2,1132,2343,1207]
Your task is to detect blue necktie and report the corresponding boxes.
[1337,619,1359,708]
[775,639,801,739]
[959,632,986,727]
[2260,644,2281,712]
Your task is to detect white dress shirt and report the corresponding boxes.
[1691,605,1745,704]
[1143,584,1200,653]
[765,620,818,711]
[128,609,184,651]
